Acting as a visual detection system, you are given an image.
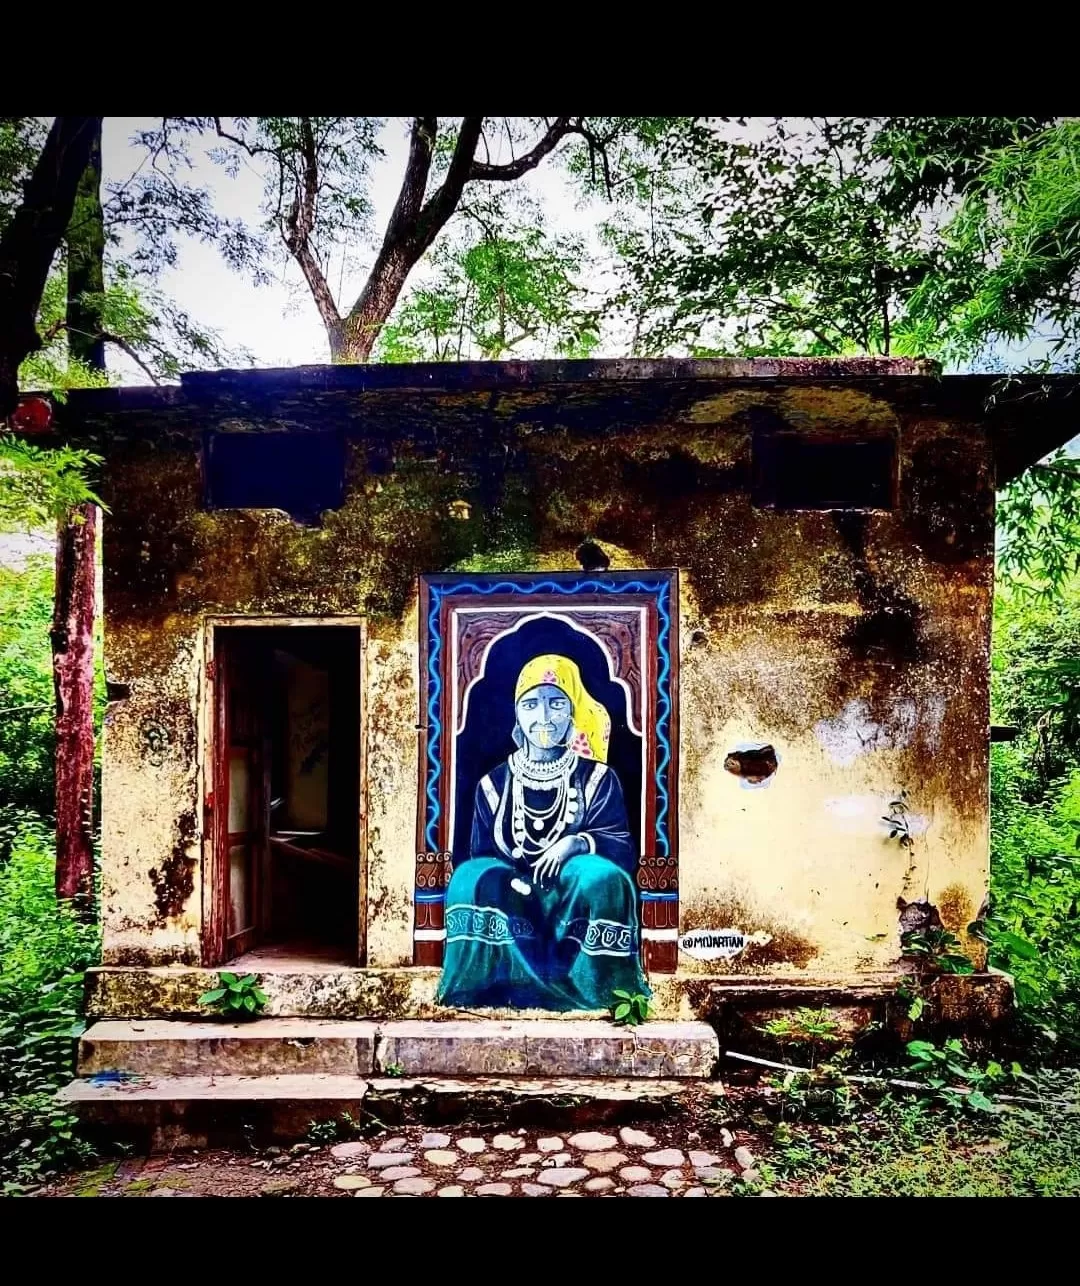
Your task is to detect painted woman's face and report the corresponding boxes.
[515,684,572,753]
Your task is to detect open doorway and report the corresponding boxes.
[206,623,363,968]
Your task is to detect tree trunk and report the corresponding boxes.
[53,120,103,909]
[0,116,101,417]
[338,245,417,362]
[52,503,97,904]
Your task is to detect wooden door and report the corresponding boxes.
[207,633,269,964]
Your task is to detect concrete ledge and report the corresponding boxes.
[375,1020,718,1079]
[57,1073,721,1149]
[78,1019,378,1077]
[86,965,918,1022]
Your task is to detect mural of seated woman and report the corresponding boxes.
[438,653,652,1011]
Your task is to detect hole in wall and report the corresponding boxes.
[724,744,779,784]
[575,540,611,572]
[897,897,942,936]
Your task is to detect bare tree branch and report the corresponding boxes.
[469,117,574,182]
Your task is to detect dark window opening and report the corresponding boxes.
[752,433,896,511]
[204,431,346,524]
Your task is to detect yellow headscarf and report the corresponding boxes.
[514,654,611,763]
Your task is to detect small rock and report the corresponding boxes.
[368,1153,415,1168]
[290,1143,310,1155]
[536,1167,589,1188]
[585,1177,615,1192]
[643,1149,685,1166]
[501,1167,535,1179]
[437,1185,465,1197]
[734,1146,755,1171]
[720,1128,734,1148]
[541,1152,573,1168]
[476,1182,513,1196]
[619,1166,653,1182]
[689,1150,723,1168]
[492,1134,524,1151]
[741,1169,762,1184]
[583,1152,627,1173]
[260,1178,299,1196]
[425,1150,459,1167]
[457,1166,485,1182]
[354,1186,385,1197]
[380,1137,407,1150]
[380,1166,422,1181]
[683,1186,707,1197]
[270,1155,291,1168]
[421,1132,452,1148]
[660,1168,686,1190]
[149,1188,177,1196]
[759,1190,778,1197]
[557,1192,583,1197]
[619,1127,657,1148]
[519,1152,542,1164]
[333,1174,372,1190]
[521,1183,554,1196]
[567,1131,617,1151]
[394,1177,436,1195]
[264,1146,282,1158]
[331,1141,369,1160]
[695,1166,730,1184]
[458,1138,487,1154]
[627,1184,669,1197]
[537,1136,564,1152]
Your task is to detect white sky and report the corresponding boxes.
[100,118,606,379]
[96,117,1062,383]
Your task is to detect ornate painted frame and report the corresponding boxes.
[415,570,679,973]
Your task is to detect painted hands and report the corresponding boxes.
[531,834,588,887]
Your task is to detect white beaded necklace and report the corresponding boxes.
[508,749,579,860]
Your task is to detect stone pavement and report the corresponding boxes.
[37,1119,765,1197]
[326,1124,747,1197]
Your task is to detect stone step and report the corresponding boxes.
[78,1019,377,1078]
[57,1073,723,1151]
[375,1021,719,1079]
[76,1018,720,1080]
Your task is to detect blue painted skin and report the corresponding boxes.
[437,678,649,1012]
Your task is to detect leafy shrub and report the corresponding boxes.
[198,972,268,1020]
[0,818,99,1190]
[987,583,1080,1055]
[0,559,57,825]
[610,989,650,1026]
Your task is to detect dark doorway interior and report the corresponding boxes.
[214,625,361,966]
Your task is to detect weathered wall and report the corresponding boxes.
[95,379,993,974]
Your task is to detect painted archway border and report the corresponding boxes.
[415,571,679,973]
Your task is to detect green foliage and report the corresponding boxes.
[0,558,56,823]
[610,989,650,1026]
[780,1079,1080,1196]
[760,1008,843,1065]
[0,555,106,837]
[377,196,599,363]
[0,818,99,1190]
[0,437,103,532]
[904,1039,1033,1115]
[768,1050,856,1124]
[900,928,974,975]
[306,1113,362,1145]
[197,972,268,1020]
[986,578,1080,1052]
